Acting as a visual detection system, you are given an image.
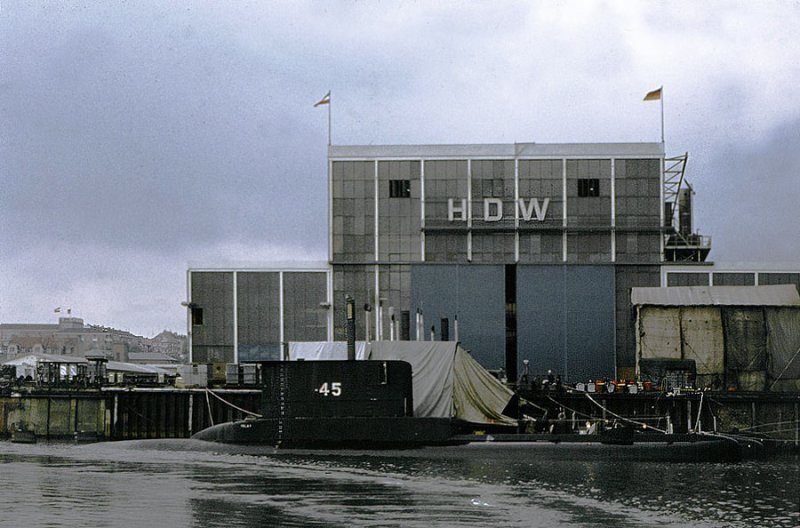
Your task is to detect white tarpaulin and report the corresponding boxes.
[639,307,682,360]
[367,341,516,426]
[287,342,368,361]
[681,307,725,375]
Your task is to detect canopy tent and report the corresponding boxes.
[285,340,516,425]
[367,341,516,426]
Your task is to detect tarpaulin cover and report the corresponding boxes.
[721,308,766,371]
[680,307,725,375]
[732,370,766,392]
[287,342,368,361]
[766,308,800,380]
[639,307,681,360]
[367,341,516,426]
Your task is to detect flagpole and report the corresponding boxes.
[660,87,665,144]
[328,91,332,146]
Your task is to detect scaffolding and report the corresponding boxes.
[663,153,711,262]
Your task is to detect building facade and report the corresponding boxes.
[190,142,728,381]
[187,263,331,364]
[327,143,668,381]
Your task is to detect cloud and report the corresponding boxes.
[698,116,800,262]
[0,238,325,337]
[1,1,800,334]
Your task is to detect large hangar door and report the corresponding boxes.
[410,265,505,370]
[517,266,616,383]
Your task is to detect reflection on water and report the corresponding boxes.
[0,440,797,528]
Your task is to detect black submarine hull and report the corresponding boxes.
[192,360,469,448]
[192,416,466,448]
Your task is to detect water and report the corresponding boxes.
[0,440,798,527]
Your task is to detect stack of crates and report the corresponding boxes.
[225,363,260,386]
[225,363,240,385]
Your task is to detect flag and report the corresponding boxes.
[54,307,61,313]
[643,87,662,101]
[314,91,331,107]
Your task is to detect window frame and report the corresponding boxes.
[577,178,600,197]
[389,179,411,198]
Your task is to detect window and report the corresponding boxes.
[191,306,204,326]
[389,179,411,198]
[578,178,600,197]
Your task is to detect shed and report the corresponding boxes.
[632,285,800,391]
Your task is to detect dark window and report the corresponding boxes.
[389,179,411,198]
[191,306,204,326]
[577,178,600,197]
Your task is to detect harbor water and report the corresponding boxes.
[0,440,797,527]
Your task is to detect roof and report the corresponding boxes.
[188,260,329,272]
[329,142,665,159]
[0,324,59,333]
[631,285,800,307]
[106,361,172,375]
[2,353,89,366]
[127,352,178,363]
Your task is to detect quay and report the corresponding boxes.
[0,387,259,442]
[1,385,798,447]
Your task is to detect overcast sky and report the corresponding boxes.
[2,1,799,337]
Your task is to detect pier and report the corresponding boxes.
[0,388,260,441]
[0,386,797,446]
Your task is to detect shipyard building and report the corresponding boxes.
[188,141,799,382]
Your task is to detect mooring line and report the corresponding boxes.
[205,388,262,418]
[584,393,667,434]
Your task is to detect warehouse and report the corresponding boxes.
[190,141,733,382]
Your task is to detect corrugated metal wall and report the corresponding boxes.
[190,272,234,363]
[516,265,616,382]
[410,264,505,369]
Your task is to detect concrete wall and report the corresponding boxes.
[2,396,106,438]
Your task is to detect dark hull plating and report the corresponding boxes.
[460,433,751,462]
[192,416,466,448]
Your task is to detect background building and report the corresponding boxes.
[0,317,187,363]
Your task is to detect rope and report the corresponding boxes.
[205,388,262,418]
[769,345,800,390]
[545,395,599,422]
[693,390,705,433]
[741,419,799,432]
[518,396,549,413]
[584,393,667,434]
[205,390,214,426]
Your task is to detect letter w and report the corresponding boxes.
[517,198,550,221]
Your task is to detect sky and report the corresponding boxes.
[2,1,800,337]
